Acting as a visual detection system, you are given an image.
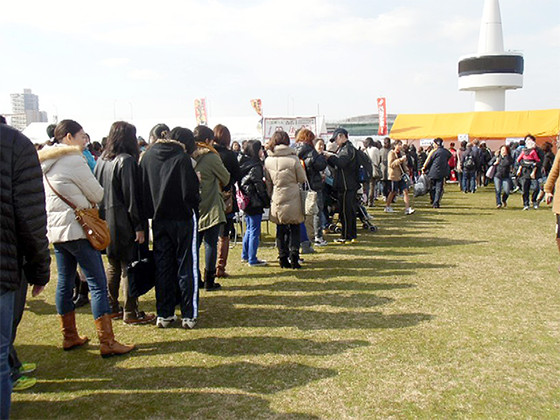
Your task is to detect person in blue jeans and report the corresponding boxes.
[39,120,134,357]
[1,124,51,418]
[239,140,270,266]
[489,145,514,208]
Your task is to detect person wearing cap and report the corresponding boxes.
[323,128,359,243]
[422,138,452,208]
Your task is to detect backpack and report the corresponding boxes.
[463,154,476,171]
[355,148,373,183]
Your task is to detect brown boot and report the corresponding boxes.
[60,311,89,351]
[215,236,230,278]
[94,314,135,358]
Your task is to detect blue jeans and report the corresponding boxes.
[462,171,476,192]
[0,290,15,420]
[494,176,512,206]
[54,240,111,319]
[242,214,262,264]
[198,223,222,273]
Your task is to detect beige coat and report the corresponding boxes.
[264,145,307,225]
[544,152,560,214]
[38,144,104,243]
[388,150,408,181]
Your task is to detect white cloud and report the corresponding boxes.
[127,69,162,81]
[99,58,130,68]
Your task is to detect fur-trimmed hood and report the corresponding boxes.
[192,142,218,161]
[38,144,84,173]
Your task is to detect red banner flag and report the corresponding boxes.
[194,98,208,126]
[377,97,387,136]
[250,99,263,117]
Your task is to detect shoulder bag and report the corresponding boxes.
[45,176,111,251]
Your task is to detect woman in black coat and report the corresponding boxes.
[488,145,513,208]
[239,140,269,266]
[94,121,154,324]
[294,129,327,248]
[213,125,241,278]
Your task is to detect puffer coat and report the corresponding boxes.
[294,142,327,191]
[38,144,104,243]
[264,145,307,225]
[1,125,50,292]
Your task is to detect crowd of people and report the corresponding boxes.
[1,112,558,418]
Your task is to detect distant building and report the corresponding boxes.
[10,89,48,131]
[327,113,397,138]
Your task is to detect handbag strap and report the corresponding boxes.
[44,175,78,211]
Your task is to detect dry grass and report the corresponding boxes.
[11,184,560,419]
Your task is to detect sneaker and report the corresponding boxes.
[333,238,347,244]
[12,375,36,391]
[404,208,415,215]
[249,259,267,267]
[496,204,502,209]
[314,238,328,246]
[384,206,395,213]
[241,258,248,263]
[156,315,177,328]
[124,311,156,325]
[19,362,36,374]
[182,318,197,329]
[533,203,539,210]
[522,206,530,211]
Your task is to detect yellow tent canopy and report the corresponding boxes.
[390,109,560,140]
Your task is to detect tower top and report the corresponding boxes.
[478,0,504,54]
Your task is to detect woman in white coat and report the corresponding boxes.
[38,120,134,358]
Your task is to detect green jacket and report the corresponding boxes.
[193,143,230,231]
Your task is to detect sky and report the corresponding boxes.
[1,0,559,132]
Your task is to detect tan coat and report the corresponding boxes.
[544,152,560,214]
[388,150,408,181]
[264,145,307,225]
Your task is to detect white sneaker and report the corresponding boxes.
[156,315,177,328]
[314,238,328,246]
[522,206,530,211]
[384,206,395,213]
[182,318,197,329]
[404,208,415,215]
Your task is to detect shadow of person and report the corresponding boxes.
[12,390,320,419]
[25,298,57,315]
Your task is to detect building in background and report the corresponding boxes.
[327,114,397,138]
[10,89,48,131]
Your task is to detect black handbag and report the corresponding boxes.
[127,247,156,298]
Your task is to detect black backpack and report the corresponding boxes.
[463,154,476,171]
[355,148,373,183]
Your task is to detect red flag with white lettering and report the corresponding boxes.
[377,97,387,136]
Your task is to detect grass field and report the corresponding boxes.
[11,184,560,419]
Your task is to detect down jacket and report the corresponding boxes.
[94,154,144,262]
[0,125,50,292]
[294,142,327,191]
[38,144,104,244]
[264,144,307,225]
[192,143,231,231]
[239,156,269,216]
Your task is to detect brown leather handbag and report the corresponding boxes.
[45,176,111,250]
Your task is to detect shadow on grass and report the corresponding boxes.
[25,298,57,315]
[12,390,320,419]
[225,280,416,293]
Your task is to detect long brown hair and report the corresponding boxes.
[268,130,290,152]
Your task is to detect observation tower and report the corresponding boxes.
[458,0,524,111]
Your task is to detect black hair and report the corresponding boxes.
[54,120,83,144]
[363,137,373,148]
[434,138,443,147]
[0,115,6,124]
[243,140,262,160]
[169,127,195,155]
[102,121,139,161]
[193,125,214,143]
[46,124,56,139]
[149,123,170,143]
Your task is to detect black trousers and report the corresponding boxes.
[338,190,357,240]
[276,224,300,258]
[430,178,445,206]
[152,216,199,319]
